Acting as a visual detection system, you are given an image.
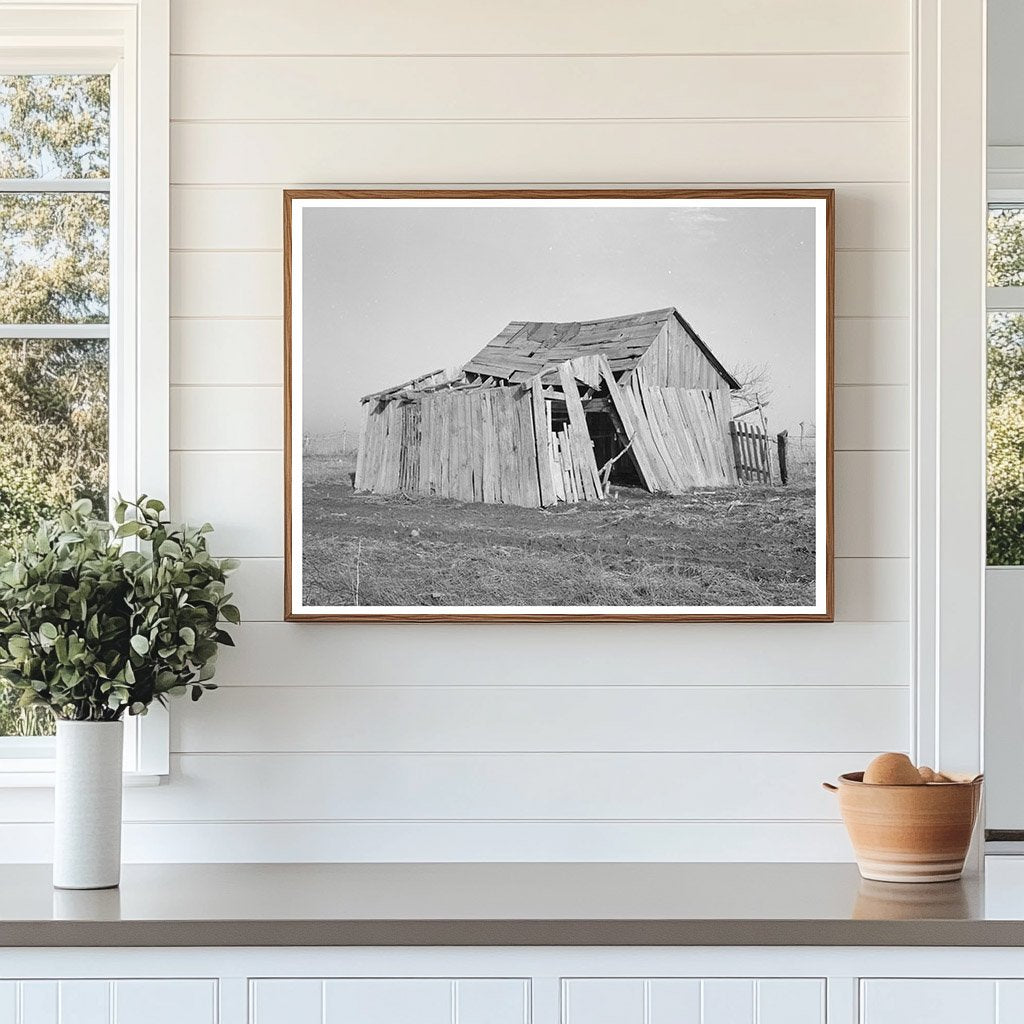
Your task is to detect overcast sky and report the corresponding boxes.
[301,203,816,438]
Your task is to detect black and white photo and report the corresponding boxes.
[284,190,833,621]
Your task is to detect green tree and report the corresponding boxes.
[987,209,1024,564]
[0,75,110,735]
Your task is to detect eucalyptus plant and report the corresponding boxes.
[0,496,239,722]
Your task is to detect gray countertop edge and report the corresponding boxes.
[3,919,1022,948]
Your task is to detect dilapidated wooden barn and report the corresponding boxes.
[354,307,742,508]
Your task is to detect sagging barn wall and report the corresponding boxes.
[356,383,554,508]
[356,355,738,506]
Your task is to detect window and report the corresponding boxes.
[0,2,169,778]
[987,205,1024,565]
[0,74,111,738]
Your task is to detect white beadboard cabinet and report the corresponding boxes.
[561,978,825,1024]
[0,979,218,1024]
[860,980,1024,1023]
[5,949,1024,1024]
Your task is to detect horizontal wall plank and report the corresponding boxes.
[171,319,283,385]
[171,250,909,320]
[210,621,909,686]
[171,54,909,121]
[0,752,871,824]
[171,684,909,753]
[170,0,910,56]
[170,121,909,185]
[173,448,906,559]
[117,752,862,821]
[835,251,909,318]
[834,451,910,558]
[228,557,909,623]
[171,183,909,252]
[0,820,856,862]
[833,557,909,622]
[834,318,909,385]
[834,385,909,450]
[171,386,282,450]
[226,557,284,620]
[171,451,283,556]
[171,252,280,317]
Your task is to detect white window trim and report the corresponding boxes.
[0,0,169,783]
[914,0,987,812]
[983,172,1024,843]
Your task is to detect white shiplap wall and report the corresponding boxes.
[1,0,914,861]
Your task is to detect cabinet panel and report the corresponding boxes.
[0,981,216,1024]
[757,980,825,1024]
[0,983,15,1024]
[251,979,528,1024]
[702,979,754,1024]
[456,980,529,1024]
[18,983,56,1024]
[113,981,217,1024]
[323,980,451,1024]
[563,978,824,1024]
[861,981,997,1024]
[563,980,645,1024]
[998,980,1024,1022]
[250,979,322,1024]
[648,980,702,1022]
[58,982,110,1024]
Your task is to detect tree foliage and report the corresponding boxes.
[987,208,1024,565]
[988,311,1024,564]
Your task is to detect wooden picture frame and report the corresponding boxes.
[284,189,834,622]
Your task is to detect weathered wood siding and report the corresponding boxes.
[358,387,551,508]
[599,358,737,492]
[635,316,734,393]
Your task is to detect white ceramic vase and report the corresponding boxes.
[53,720,124,890]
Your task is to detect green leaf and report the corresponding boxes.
[39,622,58,641]
[158,539,183,559]
[220,604,240,625]
[130,634,150,656]
[8,635,30,657]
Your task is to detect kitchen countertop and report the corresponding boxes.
[4,861,1024,947]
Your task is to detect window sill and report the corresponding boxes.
[0,766,165,788]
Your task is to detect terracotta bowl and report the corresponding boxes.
[823,772,983,883]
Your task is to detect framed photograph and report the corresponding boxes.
[284,189,833,622]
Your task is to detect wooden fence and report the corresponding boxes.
[729,421,773,484]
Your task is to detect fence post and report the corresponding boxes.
[728,421,743,483]
[777,430,788,485]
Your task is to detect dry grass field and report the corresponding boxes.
[301,453,816,609]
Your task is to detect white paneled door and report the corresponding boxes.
[0,980,217,1024]
[249,979,530,1024]
[860,980,1024,1023]
[562,978,825,1024]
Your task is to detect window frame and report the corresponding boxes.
[0,0,169,783]
[987,197,1024,314]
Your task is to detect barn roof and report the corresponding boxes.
[462,306,740,389]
